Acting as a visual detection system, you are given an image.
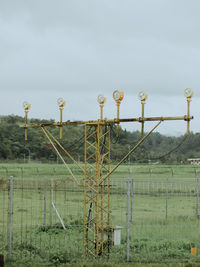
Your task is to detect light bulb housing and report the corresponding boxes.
[57,97,66,107]
[113,90,124,102]
[97,94,106,104]
[184,88,193,98]
[23,101,31,110]
[138,91,148,101]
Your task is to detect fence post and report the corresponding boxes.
[171,168,174,178]
[148,168,152,194]
[196,174,199,219]
[50,179,54,226]
[44,178,47,225]
[126,178,131,262]
[165,177,168,221]
[194,168,197,178]
[5,168,8,178]
[130,178,134,222]
[8,176,13,259]
[21,167,24,179]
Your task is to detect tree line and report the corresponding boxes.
[0,115,199,164]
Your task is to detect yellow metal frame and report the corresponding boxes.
[21,90,194,257]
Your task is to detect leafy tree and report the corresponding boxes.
[0,115,198,164]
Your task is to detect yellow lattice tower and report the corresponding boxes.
[83,94,112,256]
[84,122,111,256]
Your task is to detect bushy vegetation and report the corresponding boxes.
[5,223,200,266]
[0,115,200,164]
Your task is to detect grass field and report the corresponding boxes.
[0,162,199,179]
[1,163,200,266]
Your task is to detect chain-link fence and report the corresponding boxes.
[1,174,200,265]
[125,176,200,262]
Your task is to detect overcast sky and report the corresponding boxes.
[0,0,199,136]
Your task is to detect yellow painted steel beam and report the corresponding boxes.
[21,115,193,128]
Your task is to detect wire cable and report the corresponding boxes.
[149,134,188,160]
[109,123,119,144]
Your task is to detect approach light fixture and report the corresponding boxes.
[113,89,124,136]
[22,101,31,110]
[97,94,106,104]
[184,88,193,98]
[184,88,193,136]
[112,90,124,103]
[138,90,148,101]
[57,97,66,139]
[21,87,194,258]
[22,101,31,141]
[97,94,106,121]
[57,97,66,107]
[138,91,147,136]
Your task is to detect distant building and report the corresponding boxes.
[187,158,200,165]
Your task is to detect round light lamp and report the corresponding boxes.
[97,94,106,104]
[184,88,193,98]
[138,91,148,101]
[113,90,124,102]
[57,97,66,107]
[22,101,31,110]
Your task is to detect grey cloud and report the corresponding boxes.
[0,0,199,97]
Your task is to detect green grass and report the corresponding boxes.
[1,163,200,266]
[0,162,199,179]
